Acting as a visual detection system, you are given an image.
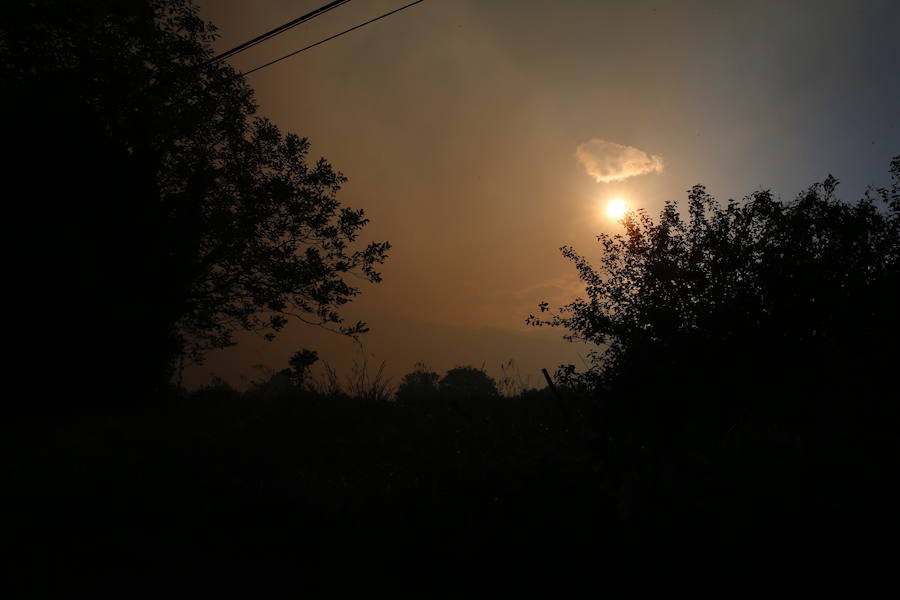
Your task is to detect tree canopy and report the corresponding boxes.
[395,363,441,405]
[530,158,899,428]
[439,366,500,401]
[2,0,389,394]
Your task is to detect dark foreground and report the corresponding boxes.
[6,381,897,587]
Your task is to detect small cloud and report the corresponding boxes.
[575,139,664,183]
[505,276,585,301]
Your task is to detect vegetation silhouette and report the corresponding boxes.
[2,0,389,402]
[395,362,441,405]
[4,0,899,583]
[530,157,900,533]
[531,160,899,405]
[282,348,320,389]
[8,154,899,580]
[439,365,500,398]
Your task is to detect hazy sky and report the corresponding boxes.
[187,0,900,388]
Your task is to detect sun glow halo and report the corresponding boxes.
[606,197,628,220]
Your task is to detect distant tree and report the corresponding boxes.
[2,0,389,395]
[282,349,319,389]
[530,158,900,428]
[395,363,440,404]
[439,366,500,401]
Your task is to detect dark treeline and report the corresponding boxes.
[4,0,900,586]
[10,365,613,580]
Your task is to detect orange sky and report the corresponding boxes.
[186,0,899,389]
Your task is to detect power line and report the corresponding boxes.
[204,0,353,67]
[241,0,426,77]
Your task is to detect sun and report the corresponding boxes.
[606,197,628,219]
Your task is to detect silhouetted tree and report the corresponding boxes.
[2,0,389,396]
[525,159,900,533]
[439,366,500,401]
[395,363,440,404]
[283,349,319,389]
[530,158,900,428]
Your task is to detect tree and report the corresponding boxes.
[395,363,440,404]
[439,366,500,401]
[283,349,319,389]
[528,160,900,529]
[529,158,900,428]
[2,0,389,395]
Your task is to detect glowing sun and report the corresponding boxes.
[606,197,628,219]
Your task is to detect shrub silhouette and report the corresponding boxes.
[531,159,899,422]
[395,363,441,405]
[3,0,389,398]
[439,366,500,401]
[284,349,319,389]
[528,158,900,531]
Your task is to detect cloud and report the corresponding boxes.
[504,276,585,301]
[575,139,664,183]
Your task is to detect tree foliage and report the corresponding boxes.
[439,366,500,401]
[283,349,320,389]
[395,363,441,405]
[2,0,389,391]
[530,158,900,422]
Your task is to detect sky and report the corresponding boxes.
[186,0,900,389]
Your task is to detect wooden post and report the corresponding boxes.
[542,368,570,425]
